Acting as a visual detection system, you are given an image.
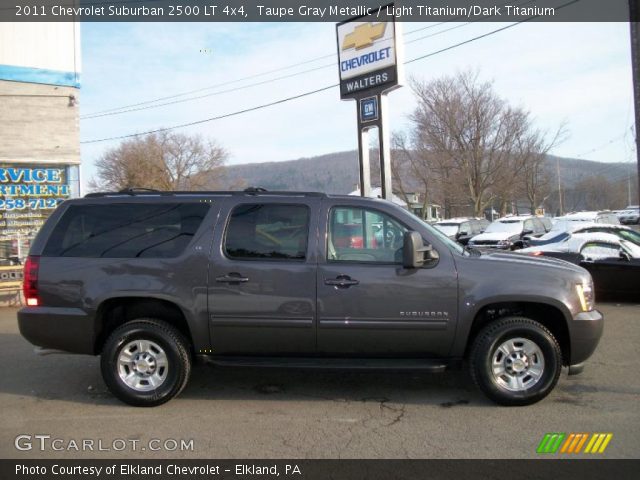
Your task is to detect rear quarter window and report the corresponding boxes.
[42,203,210,258]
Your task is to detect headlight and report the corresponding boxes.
[576,281,595,312]
[498,239,512,246]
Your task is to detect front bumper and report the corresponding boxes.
[18,307,95,355]
[568,309,604,369]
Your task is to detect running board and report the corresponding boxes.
[201,356,448,372]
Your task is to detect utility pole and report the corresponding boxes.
[630,0,640,205]
[556,157,564,215]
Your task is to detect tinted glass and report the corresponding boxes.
[617,229,640,246]
[225,204,309,260]
[43,203,210,258]
[328,207,407,263]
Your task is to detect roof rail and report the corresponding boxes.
[244,186,268,194]
[84,188,326,198]
[118,187,160,194]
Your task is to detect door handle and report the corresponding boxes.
[324,275,359,288]
[216,273,249,284]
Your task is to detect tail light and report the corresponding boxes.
[23,255,40,306]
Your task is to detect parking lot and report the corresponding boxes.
[1,303,638,459]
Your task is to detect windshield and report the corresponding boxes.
[484,219,523,234]
[618,229,640,246]
[434,224,460,237]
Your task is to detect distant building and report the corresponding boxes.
[349,187,408,207]
[402,192,441,222]
[0,23,81,260]
[349,188,441,221]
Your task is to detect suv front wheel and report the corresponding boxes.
[470,317,562,406]
[101,319,192,407]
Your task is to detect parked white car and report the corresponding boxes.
[618,206,639,225]
[525,222,640,248]
[468,215,546,250]
[521,232,640,257]
[554,211,619,225]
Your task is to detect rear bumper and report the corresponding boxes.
[568,309,604,369]
[18,307,95,355]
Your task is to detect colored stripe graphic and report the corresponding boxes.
[560,433,589,453]
[537,433,565,453]
[539,433,613,454]
[584,433,613,454]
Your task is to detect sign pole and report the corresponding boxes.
[629,0,640,204]
[356,124,372,197]
[378,93,393,200]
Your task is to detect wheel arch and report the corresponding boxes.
[94,297,194,355]
[463,300,572,366]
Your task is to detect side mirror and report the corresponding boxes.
[403,231,434,268]
[620,250,631,262]
[522,229,534,236]
[458,231,469,237]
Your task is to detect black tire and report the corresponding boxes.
[100,319,191,407]
[469,317,562,406]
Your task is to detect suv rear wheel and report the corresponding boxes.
[470,317,562,406]
[100,319,191,407]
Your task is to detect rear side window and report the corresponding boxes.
[43,203,210,258]
[224,204,310,261]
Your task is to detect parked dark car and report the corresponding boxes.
[18,189,603,407]
[433,218,486,246]
[522,232,640,302]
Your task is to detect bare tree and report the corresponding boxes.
[408,70,561,217]
[391,132,432,218]
[91,131,228,191]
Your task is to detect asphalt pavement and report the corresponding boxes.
[1,303,638,459]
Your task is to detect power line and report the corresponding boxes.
[82,0,536,119]
[81,85,337,144]
[82,62,335,119]
[81,0,579,144]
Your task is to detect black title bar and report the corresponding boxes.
[1,0,633,22]
[2,459,639,480]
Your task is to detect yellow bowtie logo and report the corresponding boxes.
[342,22,387,51]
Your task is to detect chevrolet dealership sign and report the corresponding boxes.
[336,13,402,98]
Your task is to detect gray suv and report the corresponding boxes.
[18,190,603,407]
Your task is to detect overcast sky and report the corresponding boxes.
[79,21,636,187]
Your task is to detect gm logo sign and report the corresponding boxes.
[537,432,613,454]
[360,96,378,122]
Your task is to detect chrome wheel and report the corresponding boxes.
[117,340,168,391]
[491,337,545,392]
